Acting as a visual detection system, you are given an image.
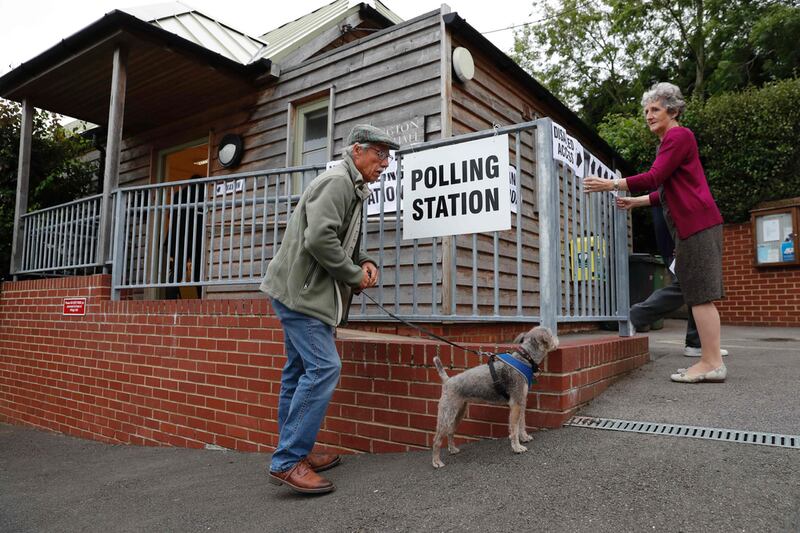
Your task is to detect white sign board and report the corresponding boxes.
[366,153,399,216]
[552,122,584,177]
[586,151,618,194]
[586,151,615,181]
[509,165,519,214]
[402,135,511,240]
[215,178,245,196]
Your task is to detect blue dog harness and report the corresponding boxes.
[488,352,538,400]
[497,353,535,386]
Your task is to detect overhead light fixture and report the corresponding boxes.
[452,47,475,83]
[217,133,244,169]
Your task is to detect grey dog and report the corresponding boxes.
[431,326,559,468]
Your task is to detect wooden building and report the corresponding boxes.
[1,0,630,320]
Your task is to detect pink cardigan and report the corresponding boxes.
[626,127,723,240]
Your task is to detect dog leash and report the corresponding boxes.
[360,290,538,396]
[360,291,494,359]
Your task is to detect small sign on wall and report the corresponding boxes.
[63,298,86,316]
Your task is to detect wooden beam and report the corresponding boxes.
[10,99,33,277]
[98,46,128,269]
[3,32,124,101]
[439,4,454,315]
[327,85,336,161]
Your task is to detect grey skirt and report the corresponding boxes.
[674,224,725,306]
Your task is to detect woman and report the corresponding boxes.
[583,82,726,383]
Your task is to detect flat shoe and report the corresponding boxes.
[670,364,727,383]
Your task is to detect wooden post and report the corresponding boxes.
[97,46,128,271]
[326,85,336,161]
[439,4,455,314]
[10,99,33,278]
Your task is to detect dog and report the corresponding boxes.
[431,326,559,468]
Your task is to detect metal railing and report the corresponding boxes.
[110,166,325,295]
[17,194,104,274]
[353,118,630,332]
[12,118,631,334]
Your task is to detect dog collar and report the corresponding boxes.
[496,352,535,386]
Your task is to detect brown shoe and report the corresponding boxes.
[306,453,341,472]
[268,459,335,494]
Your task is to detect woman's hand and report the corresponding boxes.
[583,175,612,193]
[615,195,650,210]
[615,197,636,210]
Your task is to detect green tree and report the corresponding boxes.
[599,78,800,232]
[686,78,800,222]
[511,0,651,117]
[513,0,800,122]
[0,99,97,279]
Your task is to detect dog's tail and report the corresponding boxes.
[433,356,449,383]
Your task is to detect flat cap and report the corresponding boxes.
[347,124,400,150]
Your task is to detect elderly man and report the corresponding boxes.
[261,124,398,494]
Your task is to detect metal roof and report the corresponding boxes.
[123,2,267,65]
[257,0,403,62]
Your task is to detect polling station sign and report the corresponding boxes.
[402,135,511,240]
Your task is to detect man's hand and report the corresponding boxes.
[359,262,379,290]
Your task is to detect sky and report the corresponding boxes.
[0,0,540,76]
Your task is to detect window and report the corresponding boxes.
[291,98,330,193]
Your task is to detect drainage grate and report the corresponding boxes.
[565,416,800,450]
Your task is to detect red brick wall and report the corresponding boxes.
[0,275,647,454]
[718,223,800,326]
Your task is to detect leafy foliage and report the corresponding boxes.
[0,99,97,279]
[513,0,800,124]
[685,78,800,222]
[599,78,800,227]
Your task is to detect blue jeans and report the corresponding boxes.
[269,298,342,473]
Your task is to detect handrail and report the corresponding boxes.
[20,193,104,218]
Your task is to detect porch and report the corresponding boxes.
[10,119,633,333]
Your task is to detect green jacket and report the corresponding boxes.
[260,154,375,326]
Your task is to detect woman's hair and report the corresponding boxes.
[641,82,686,117]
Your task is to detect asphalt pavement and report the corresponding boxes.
[1,320,798,532]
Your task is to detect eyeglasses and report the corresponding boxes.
[366,146,394,162]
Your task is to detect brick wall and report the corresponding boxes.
[718,223,800,326]
[0,275,647,454]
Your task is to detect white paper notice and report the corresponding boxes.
[762,219,780,242]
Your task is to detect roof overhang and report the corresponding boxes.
[0,10,276,134]
[443,12,634,175]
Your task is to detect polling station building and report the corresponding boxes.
[0,1,649,454]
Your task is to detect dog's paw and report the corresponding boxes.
[432,458,446,468]
[447,445,461,455]
[511,444,528,454]
[520,433,533,443]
